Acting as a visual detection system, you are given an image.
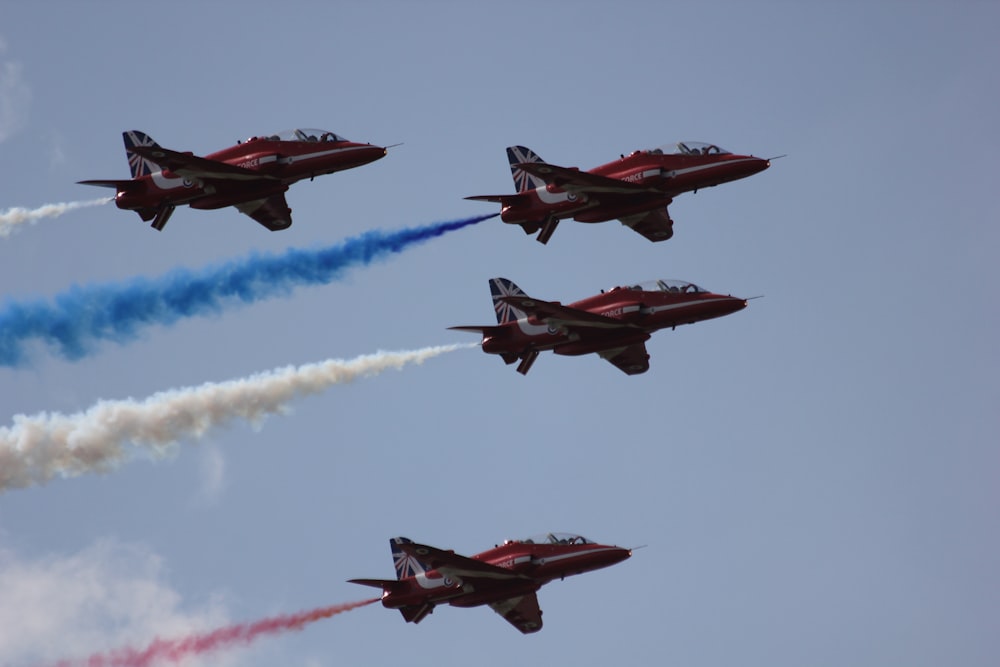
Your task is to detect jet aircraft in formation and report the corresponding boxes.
[69,130,768,637]
[80,129,387,231]
[468,141,771,244]
[349,534,631,633]
[451,277,748,375]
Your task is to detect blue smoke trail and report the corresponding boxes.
[0,213,496,366]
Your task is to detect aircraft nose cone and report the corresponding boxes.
[717,296,748,316]
[358,144,388,162]
[610,546,632,564]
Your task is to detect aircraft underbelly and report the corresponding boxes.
[447,581,541,608]
[573,195,670,223]
[189,183,288,210]
[500,199,592,224]
[553,331,649,356]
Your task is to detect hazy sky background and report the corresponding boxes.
[1,2,997,666]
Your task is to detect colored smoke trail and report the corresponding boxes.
[0,197,110,236]
[0,343,473,493]
[50,598,378,667]
[0,213,495,365]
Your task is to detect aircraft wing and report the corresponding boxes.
[619,206,674,242]
[489,593,543,634]
[131,145,278,182]
[598,342,651,375]
[400,542,528,582]
[516,162,652,194]
[234,193,293,231]
[500,296,639,331]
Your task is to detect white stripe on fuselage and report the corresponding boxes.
[278,144,374,165]
[664,157,760,179]
[532,546,622,566]
[641,297,724,315]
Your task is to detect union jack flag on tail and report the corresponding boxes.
[122,130,161,179]
[391,537,430,579]
[490,277,529,324]
[506,146,546,193]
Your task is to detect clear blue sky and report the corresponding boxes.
[1,2,997,666]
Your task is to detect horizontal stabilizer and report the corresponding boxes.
[77,179,138,191]
[347,577,397,590]
[465,195,504,203]
[448,325,506,336]
[465,193,529,205]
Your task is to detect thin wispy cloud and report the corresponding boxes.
[0,540,234,667]
[0,38,31,144]
[196,445,227,505]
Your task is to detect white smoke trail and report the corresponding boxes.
[0,197,110,236]
[0,344,472,492]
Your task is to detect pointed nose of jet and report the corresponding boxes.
[348,142,389,167]
[709,295,749,318]
[598,545,633,568]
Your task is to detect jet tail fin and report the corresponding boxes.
[489,277,530,324]
[391,537,432,579]
[122,130,163,179]
[447,277,529,332]
[507,146,547,192]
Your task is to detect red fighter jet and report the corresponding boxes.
[349,534,631,634]
[451,277,748,375]
[79,129,387,231]
[467,141,771,244]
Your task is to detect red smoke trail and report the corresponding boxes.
[50,598,378,667]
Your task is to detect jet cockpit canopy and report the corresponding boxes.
[618,279,707,294]
[647,141,731,156]
[516,532,596,545]
[255,129,348,143]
